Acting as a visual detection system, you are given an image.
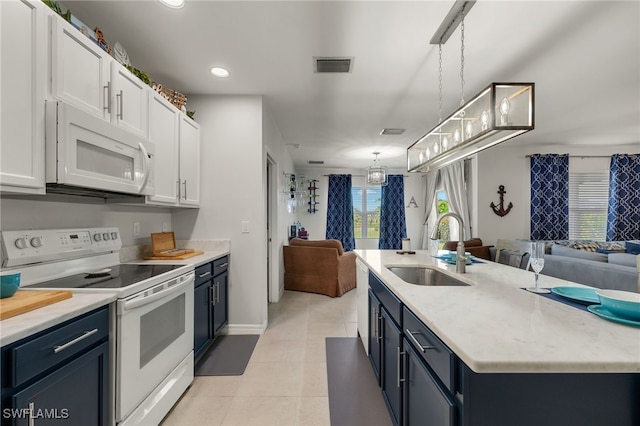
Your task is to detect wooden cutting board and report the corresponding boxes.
[0,290,73,320]
[143,250,205,260]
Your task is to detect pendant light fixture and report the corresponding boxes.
[407,1,534,173]
[366,152,388,186]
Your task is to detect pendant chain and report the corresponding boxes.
[459,6,466,106]
[438,43,443,123]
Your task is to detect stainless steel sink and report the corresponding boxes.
[387,266,469,286]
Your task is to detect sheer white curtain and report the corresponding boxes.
[419,171,439,249]
[440,160,472,240]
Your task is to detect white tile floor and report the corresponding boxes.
[161,289,358,426]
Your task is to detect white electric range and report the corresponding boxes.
[1,227,195,426]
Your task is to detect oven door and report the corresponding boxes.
[115,272,194,422]
[46,101,154,195]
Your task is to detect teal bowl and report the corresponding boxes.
[596,289,640,321]
[0,271,21,298]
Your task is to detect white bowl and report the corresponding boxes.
[596,289,640,321]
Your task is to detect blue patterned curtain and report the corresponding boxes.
[606,154,640,241]
[326,174,355,251]
[530,154,569,240]
[379,175,407,249]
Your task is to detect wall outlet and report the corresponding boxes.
[162,222,170,232]
[241,221,249,233]
[133,222,141,237]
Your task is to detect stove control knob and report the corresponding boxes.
[93,233,102,242]
[111,232,118,240]
[30,236,43,248]
[103,233,110,241]
[14,237,28,249]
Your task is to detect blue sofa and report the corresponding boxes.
[539,241,638,292]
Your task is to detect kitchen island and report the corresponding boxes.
[355,249,640,426]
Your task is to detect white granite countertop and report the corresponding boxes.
[355,249,640,374]
[120,240,230,267]
[0,293,117,347]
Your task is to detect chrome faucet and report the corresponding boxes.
[430,212,467,273]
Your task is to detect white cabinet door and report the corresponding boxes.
[0,0,46,194]
[111,62,149,138]
[51,16,110,120]
[147,93,179,205]
[178,116,200,207]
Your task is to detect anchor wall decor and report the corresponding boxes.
[490,185,513,217]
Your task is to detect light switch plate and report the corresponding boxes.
[133,222,141,237]
[241,221,249,233]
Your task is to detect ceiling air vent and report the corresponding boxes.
[308,160,325,165]
[380,128,406,135]
[314,57,354,73]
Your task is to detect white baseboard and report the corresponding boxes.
[225,322,267,335]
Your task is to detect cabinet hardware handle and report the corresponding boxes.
[53,328,99,353]
[377,314,384,342]
[405,329,435,353]
[217,262,228,268]
[183,180,187,200]
[210,285,215,306]
[372,307,378,339]
[199,271,211,278]
[116,90,124,119]
[28,402,35,426]
[103,82,111,113]
[215,282,220,303]
[396,346,406,388]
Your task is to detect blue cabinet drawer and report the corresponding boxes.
[403,306,456,393]
[9,307,109,387]
[213,256,229,276]
[369,271,402,326]
[195,263,213,286]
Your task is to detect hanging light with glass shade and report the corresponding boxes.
[366,152,388,186]
[407,1,534,173]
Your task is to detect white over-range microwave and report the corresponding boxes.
[45,101,154,198]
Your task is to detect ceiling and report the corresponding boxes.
[62,1,640,169]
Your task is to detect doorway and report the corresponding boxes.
[266,154,277,303]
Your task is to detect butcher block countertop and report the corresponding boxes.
[0,292,116,347]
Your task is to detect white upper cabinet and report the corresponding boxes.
[1,0,47,194]
[147,92,180,205]
[178,116,200,207]
[51,17,148,138]
[51,16,111,121]
[111,62,149,138]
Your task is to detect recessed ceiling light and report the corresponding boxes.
[210,67,230,78]
[159,0,184,9]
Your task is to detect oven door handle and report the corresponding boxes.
[120,272,194,312]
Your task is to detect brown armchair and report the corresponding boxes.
[283,238,356,297]
[442,238,494,261]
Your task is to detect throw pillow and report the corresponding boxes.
[568,241,598,252]
[626,241,640,255]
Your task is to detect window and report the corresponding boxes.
[435,190,450,242]
[352,187,381,238]
[568,171,609,240]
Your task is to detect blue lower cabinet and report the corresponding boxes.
[368,289,382,384]
[11,342,109,426]
[194,279,212,359]
[403,339,456,426]
[1,306,110,426]
[212,269,228,335]
[381,308,402,426]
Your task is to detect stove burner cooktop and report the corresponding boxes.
[27,264,183,290]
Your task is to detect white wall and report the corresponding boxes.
[173,94,294,333]
[293,167,424,250]
[476,143,635,245]
[262,104,296,303]
[0,195,172,247]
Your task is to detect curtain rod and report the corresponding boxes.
[525,155,613,159]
